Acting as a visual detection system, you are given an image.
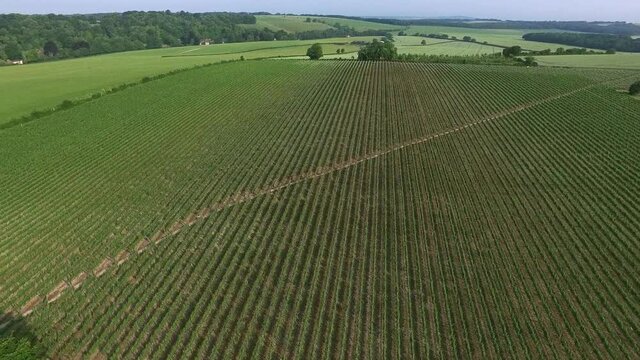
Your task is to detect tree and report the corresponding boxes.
[502,46,522,57]
[357,39,398,61]
[556,47,566,55]
[306,43,323,60]
[522,56,538,66]
[5,42,22,60]
[606,49,616,54]
[43,40,59,56]
[630,81,640,95]
[421,39,427,45]
[463,36,473,42]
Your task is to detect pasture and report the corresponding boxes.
[1,60,639,358]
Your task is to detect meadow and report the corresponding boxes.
[1,60,639,358]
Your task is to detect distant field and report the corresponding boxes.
[395,36,502,56]
[313,16,404,31]
[241,15,402,33]
[536,53,640,70]
[239,15,333,32]
[405,25,583,51]
[0,37,370,125]
[1,60,639,358]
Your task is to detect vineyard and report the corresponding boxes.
[1,60,639,358]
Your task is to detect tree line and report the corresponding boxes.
[522,33,640,53]
[0,11,388,63]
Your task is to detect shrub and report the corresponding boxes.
[0,336,42,359]
[630,81,640,95]
[502,46,522,57]
[58,100,74,110]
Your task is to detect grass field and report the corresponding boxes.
[0,37,373,125]
[243,15,403,33]
[536,53,640,70]
[1,60,639,358]
[239,15,334,32]
[395,36,503,56]
[405,25,584,51]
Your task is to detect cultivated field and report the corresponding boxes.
[1,60,639,358]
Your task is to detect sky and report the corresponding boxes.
[1,0,639,22]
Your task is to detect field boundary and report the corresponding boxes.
[4,74,633,326]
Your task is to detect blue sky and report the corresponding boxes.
[1,0,639,22]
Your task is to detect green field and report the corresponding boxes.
[1,60,639,358]
[536,53,640,70]
[405,25,585,51]
[395,36,503,56]
[243,15,333,32]
[243,15,403,33]
[0,37,373,125]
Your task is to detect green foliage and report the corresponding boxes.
[357,39,398,61]
[0,12,256,61]
[502,46,522,57]
[521,56,539,66]
[306,43,324,60]
[4,42,22,60]
[43,41,58,57]
[0,336,42,360]
[395,53,523,66]
[630,81,640,95]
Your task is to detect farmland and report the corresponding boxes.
[395,36,502,56]
[243,15,403,33]
[1,60,639,358]
[0,37,374,125]
[536,53,640,70]
[404,25,585,51]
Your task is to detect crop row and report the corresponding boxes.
[0,61,610,311]
[5,64,638,357]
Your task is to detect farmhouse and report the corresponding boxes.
[9,60,24,65]
[199,38,213,46]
